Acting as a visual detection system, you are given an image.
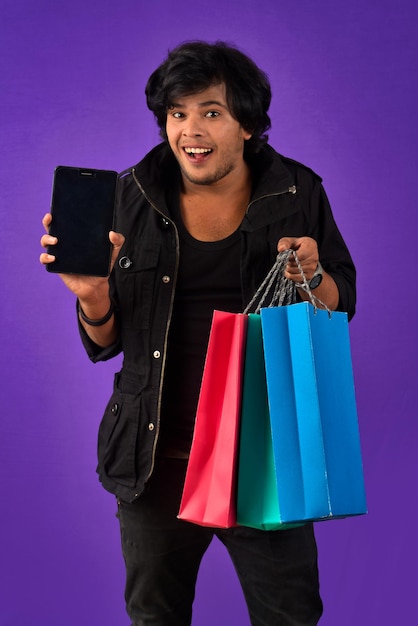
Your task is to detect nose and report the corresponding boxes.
[182,114,204,137]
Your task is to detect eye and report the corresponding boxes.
[169,110,184,119]
[205,110,220,118]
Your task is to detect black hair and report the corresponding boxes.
[145,40,272,155]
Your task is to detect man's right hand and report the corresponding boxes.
[39,212,125,302]
[40,213,125,347]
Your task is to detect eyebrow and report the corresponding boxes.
[169,99,228,109]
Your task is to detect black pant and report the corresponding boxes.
[117,458,323,626]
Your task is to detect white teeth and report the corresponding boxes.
[184,147,212,154]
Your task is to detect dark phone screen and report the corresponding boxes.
[47,166,117,276]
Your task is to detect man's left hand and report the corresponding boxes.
[277,236,318,283]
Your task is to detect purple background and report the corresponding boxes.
[1,0,416,624]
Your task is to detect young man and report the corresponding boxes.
[41,41,356,625]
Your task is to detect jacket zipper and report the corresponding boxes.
[131,168,180,487]
[131,172,296,491]
[246,184,297,213]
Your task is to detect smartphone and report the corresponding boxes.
[47,166,118,276]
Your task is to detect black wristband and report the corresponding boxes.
[77,300,114,326]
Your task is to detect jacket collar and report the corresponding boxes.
[130,142,296,223]
[247,143,295,199]
[130,143,179,217]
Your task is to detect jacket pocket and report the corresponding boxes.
[97,373,141,488]
[114,240,161,330]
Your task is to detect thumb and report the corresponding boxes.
[109,230,125,249]
[277,236,298,252]
[109,231,125,269]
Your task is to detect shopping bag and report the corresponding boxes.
[258,302,367,523]
[237,314,302,530]
[178,310,247,527]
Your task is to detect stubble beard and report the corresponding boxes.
[180,161,236,186]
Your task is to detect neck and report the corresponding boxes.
[180,161,252,206]
[179,163,252,242]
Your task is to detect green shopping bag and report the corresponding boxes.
[236,313,301,530]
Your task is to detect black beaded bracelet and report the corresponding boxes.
[77,300,114,327]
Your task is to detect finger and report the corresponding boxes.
[286,257,317,282]
[285,264,303,279]
[42,213,52,232]
[40,252,56,265]
[109,231,125,249]
[109,231,125,270]
[292,237,318,260]
[277,237,299,252]
[109,232,125,261]
[40,234,58,248]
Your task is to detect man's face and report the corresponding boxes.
[165,83,252,187]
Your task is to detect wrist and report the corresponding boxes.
[77,299,114,326]
[296,261,324,291]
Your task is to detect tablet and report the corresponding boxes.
[47,166,117,276]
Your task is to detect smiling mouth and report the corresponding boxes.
[183,147,213,157]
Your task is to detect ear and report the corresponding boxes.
[241,126,253,141]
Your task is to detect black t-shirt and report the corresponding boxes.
[158,200,242,456]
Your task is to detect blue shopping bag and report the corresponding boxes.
[259,302,367,523]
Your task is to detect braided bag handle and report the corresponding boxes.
[244,250,329,315]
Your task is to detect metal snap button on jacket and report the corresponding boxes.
[119,256,132,269]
